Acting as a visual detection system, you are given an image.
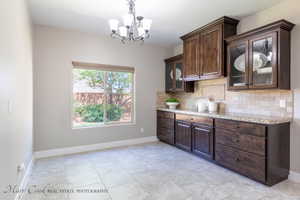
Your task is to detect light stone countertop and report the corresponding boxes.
[157,108,292,125]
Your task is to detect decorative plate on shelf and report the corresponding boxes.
[170,68,182,80]
[234,52,268,72]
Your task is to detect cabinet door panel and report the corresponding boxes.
[200,24,222,78]
[165,62,175,92]
[175,121,192,151]
[249,32,278,89]
[192,125,213,160]
[183,35,200,80]
[227,40,249,90]
[175,62,184,90]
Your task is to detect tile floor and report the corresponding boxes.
[22,142,300,200]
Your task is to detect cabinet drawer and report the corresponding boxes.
[157,111,175,119]
[215,128,266,156]
[157,127,174,145]
[216,144,266,183]
[215,119,266,137]
[157,117,174,129]
[176,114,213,126]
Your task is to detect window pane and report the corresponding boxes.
[73,68,134,127]
[106,94,132,123]
[106,72,133,94]
[73,69,105,127]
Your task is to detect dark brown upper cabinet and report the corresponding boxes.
[182,35,200,81]
[181,16,239,81]
[165,55,194,93]
[226,20,295,90]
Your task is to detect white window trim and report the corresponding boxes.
[71,61,136,129]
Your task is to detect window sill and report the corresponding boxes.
[72,122,136,130]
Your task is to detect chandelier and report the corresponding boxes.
[108,0,152,43]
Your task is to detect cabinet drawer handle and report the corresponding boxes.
[178,123,190,128]
[195,127,210,133]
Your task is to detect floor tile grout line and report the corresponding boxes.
[88,158,113,200]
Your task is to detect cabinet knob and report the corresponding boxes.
[236,158,240,162]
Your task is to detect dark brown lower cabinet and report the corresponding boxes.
[175,121,192,151]
[215,119,290,186]
[157,111,175,145]
[216,143,266,183]
[192,123,214,160]
[157,110,290,186]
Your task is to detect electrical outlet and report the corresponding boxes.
[280,100,286,108]
[140,128,144,133]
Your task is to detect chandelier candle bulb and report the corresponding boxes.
[143,19,152,31]
[109,19,119,31]
[119,26,127,37]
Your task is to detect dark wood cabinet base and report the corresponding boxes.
[157,111,290,186]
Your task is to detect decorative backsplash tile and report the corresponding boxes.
[157,78,293,118]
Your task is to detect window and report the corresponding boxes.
[72,62,135,128]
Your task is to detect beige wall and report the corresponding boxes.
[172,0,300,173]
[33,25,172,151]
[0,0,33,199]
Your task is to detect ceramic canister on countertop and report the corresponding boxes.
[208,101,219,113]
[197,101,208,112]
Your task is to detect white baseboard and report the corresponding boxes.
[289,170,300,183]
[34,136,158,159]
[15,157,34,200]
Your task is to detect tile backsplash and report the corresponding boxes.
[157,78,293,118]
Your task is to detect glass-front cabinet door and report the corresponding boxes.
[249,33,277,89]
[228,41,249,90]
[165,62,174,92]
[175,62,184,91]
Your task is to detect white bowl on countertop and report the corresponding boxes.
[166,102,179,110]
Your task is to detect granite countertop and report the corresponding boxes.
[157,108,292,125]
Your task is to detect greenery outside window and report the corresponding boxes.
[72,62,135,128]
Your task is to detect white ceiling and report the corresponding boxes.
[29,0,285,47]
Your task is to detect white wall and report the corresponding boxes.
[33,25,172,151]
[238,0,300,173]
[0,0,33,199]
